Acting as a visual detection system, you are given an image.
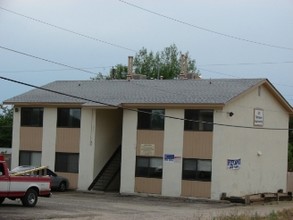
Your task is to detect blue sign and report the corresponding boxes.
[164,154,175,161]
[227,159,241,170]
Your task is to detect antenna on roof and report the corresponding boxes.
[209,78,212,84]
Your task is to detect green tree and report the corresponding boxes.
[133,44,200,79]
[0,105,13,148]
[109,64,128,79]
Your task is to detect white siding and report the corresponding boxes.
[41,108,57,169]
[212,85,289,199]
[162,109,184,197]
[78,108,96,190]
[120,109,137,194]
[11,108,20,168]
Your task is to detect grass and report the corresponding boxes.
[212,208,293,220]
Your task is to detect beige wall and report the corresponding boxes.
[41,108,57,170]
[120,109,137,194]
[11,108,21,168]
[183,131,213,159]
[20,127,43,151]
[55,128,80,153]
[212,85,289,199]
[136,130,164,156]
[78,108,96,190]
[162,109,184,197]
[135,177,162,194]
[93,109,122,178]
[181,180,211,198]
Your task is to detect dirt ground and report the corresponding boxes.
[1,191,293,220]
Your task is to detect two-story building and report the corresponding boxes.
[4,78,292,199]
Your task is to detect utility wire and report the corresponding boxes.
[0,45,98,76]
[0,6,137,53]
[118,0,293,51]
[0,76,291,131]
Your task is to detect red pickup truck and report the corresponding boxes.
[0,154,51,207]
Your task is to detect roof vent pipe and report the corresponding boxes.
[127,56,133,81]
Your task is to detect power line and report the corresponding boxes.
[0,45,98,76]
[0,76,291,131]
[0,6,137,53]
[118,0,293,51]
[0,66,114,74]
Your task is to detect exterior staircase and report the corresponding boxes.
[88,145,121,192]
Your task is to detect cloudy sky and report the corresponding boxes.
[0,0,292,105]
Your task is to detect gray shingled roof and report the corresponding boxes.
[4,78,266,107]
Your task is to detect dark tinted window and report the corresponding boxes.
[184,110,213,131]
[21,107,43,127]
[19,151,41,166]
[55,153,79,173]
[57,108,81,128]
[135,156,163,178]
[137,109,164,130]
[182,159,212,181]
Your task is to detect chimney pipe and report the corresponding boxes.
[127,56,133,80]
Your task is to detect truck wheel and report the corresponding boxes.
[0,197,5,205]
[21,189,38,207]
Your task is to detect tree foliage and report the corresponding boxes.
[133,44,200,79]
[0,105,13,148]
[92,44,200,80]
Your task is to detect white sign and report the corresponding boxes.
[254,108,264,126]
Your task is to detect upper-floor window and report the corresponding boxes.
[135,156,163,178]
[182,158,212,181]
[21,107,43,127]
[184,109,213,131]
[137,109,165,130]
[57,108,81,128]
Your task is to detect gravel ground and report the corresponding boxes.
[1,191,293,220]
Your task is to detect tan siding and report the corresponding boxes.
[56,128,80,152]
[136,130,164,156]
[183,131,213,159]
[56,172,78,189]
[20,127,43,151]
[181,180,211,198]
[135,177,162,194]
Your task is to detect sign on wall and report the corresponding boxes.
[254,108,264,126]
[140,144,155,156]
[227,158,241,170]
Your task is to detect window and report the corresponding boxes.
[19,151,41,166]
[137,109,165,130]
[135,156,163,178]
[182,159,212,181]
[55,153,79,173]
[21,107,43,127]
[184,110,213,131]
[57,108,81,128]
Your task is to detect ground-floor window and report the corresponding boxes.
[182,158,212,181]
[55,152,79,173]
[135,156,163,178]
[19,150,41,166]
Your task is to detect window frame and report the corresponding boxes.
[135,156,163,179]
[21,107,44,127]
[182,158,212,182]
[137,109,165,130]
[184,109,214,131]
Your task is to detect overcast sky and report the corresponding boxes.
[0,0,292,105]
